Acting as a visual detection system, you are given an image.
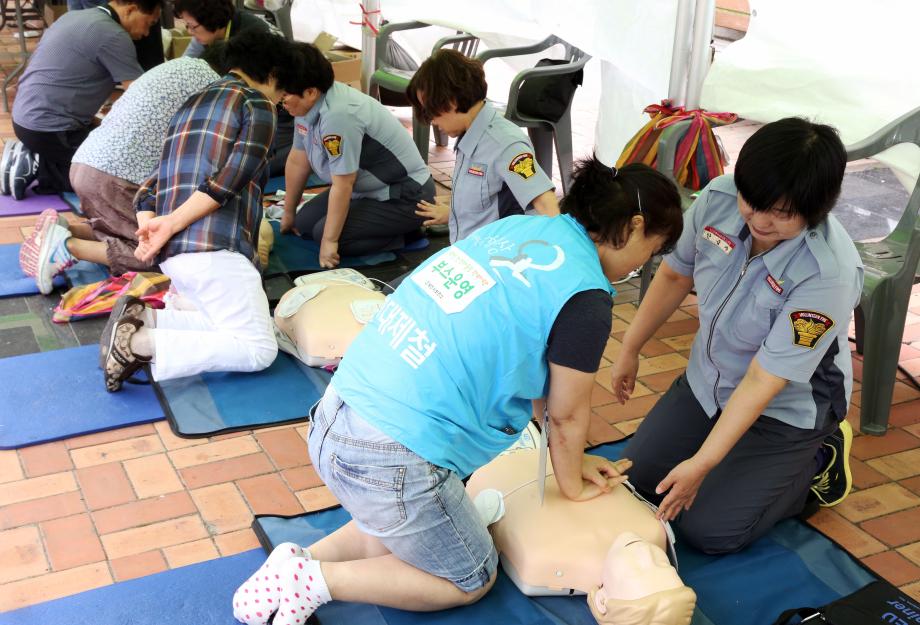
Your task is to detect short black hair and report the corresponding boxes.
[173,0,234,32]
[407,49,487,123]
[200,40,228,75]
[734,117,847,228]
[114,0,163,14]
[210,30,292,84]
[277,42,335,94]
[561,157,683,253]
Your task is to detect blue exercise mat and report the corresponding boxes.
[64,260,109,288]
[60,191,83,215]
[0,243,66,298]
[0,345,162,449]
[153,351,332,437]
[253,441,877,625]
[264,174,326,195]
[1,549,265,625]
[266,221,397,276]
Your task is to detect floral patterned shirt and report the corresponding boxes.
[72,57,219,185]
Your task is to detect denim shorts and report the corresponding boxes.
[309,385,498,592]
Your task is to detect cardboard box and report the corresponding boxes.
[312,31,362,87]
[43,3,66,25]
[326,50,361,84]
[165,26,193,60]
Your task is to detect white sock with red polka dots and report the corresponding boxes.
[233,542,311,625]
[273,557,331,625]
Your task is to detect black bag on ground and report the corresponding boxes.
[772,580,920,624]
[515,58,583,123]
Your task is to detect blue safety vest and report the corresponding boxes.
[333,214,613,476]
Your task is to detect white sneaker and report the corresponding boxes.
[35,222,74,295]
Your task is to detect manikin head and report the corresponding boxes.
[589,532,696,625]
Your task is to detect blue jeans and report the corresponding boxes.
[309,385,498,592]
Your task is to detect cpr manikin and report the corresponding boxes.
[590,533,696,625]
[466,448,696,625]
[273,269,385,367]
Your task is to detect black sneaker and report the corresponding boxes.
[810,420,854,507]
[0,140,16,196]
[10,141,37,200]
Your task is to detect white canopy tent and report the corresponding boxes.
[701,0,920,189]
[289,0,686,165]
[289,0,920,187]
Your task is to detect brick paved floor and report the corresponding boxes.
[2,19,920,615]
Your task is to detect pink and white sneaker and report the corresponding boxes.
[34,220,74,295]
[19,208,68,277]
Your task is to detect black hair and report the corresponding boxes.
[561,157,683,253]
[200,40,229,75]
[734,117,847,228]
[209,30,292,84]
[406,49,487,123]
[172,0,234,32]
[276,42,335,95]
[114,0,163,13]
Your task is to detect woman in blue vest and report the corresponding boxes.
[231,158,683,625]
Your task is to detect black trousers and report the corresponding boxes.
[294,180,433,256]
[623,374,835,554]
[13,121,91,194]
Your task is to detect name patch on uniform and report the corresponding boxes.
[411,247,495,315]
[766,274,784,295]
[467,165,485,177]
[322,134,342,157]
[702,226,735,254]
[790,310,834,349]
[296,123,308,136]
[508,153,536,179]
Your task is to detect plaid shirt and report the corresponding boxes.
[135,74,276,266]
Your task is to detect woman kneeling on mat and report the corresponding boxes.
[99,31,292,391]
[230,157,683,625]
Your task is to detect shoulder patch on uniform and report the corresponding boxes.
[322,134,342,157]
[790,310,834,349]
[508,152,536,179]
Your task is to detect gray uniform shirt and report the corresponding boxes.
[292,82,432,202]
[450,102,554,243]
[665,175,864,429]
[12,7,143,132]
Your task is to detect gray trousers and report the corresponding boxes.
[623,374,836,554]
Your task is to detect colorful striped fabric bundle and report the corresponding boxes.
[53,272,170,323]
[617,100,737,190]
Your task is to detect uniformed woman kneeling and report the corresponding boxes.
[611,118,863,554]
[279,43,436,268]
[230,159,683,625]
[407,50,560,242]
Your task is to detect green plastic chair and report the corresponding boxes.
[846,105,920,435]
[476,36,590,194]
[638,119,696,300]
[368,21,480,163]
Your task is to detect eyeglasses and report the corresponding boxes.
[184,20,203,33]
[636,189,643,215]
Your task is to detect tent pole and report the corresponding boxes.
[668,0,695,106]
[685,0,715,108]
[360,0,381,93]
